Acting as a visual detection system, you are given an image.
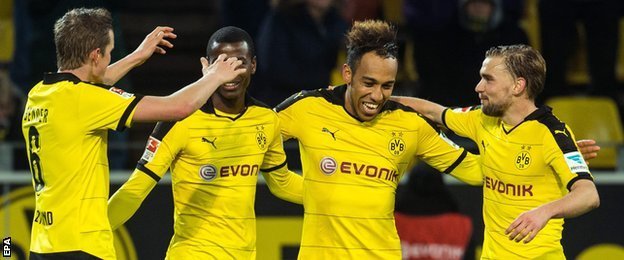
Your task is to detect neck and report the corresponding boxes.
[501,98,537,126]
[212,94,245,114]
[60,66,93,82]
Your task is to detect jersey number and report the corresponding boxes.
[27,126,44,192]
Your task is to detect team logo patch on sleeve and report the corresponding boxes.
[564,151,589,173]
[452,106,472,113]
[109,87,135,99]
[140,136,161,162]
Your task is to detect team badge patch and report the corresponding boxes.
[564,151,589,173]
[319,157,337,175]
[199,164,218,181]
[109,87,134,99]
[388,131,406,156]
[255,125,267,150]
[140,136,160,162]
[515,146,532,170]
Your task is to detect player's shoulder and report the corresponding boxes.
[274,86,341,112]
[44,72,135,98]
[531,106,577,152]
[383,100,442,132]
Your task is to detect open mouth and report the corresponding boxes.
[222,81,241,90]
[361,101,380,115]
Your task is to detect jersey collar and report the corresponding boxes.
[502,106,552,134]
[43,72,82,84]
[200,93,256,121]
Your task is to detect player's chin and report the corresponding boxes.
[357,110,379,121]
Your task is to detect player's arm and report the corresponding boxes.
[505,179,599,243]
[415,118,483,186]
[108,122,184,229]
[391,96,446,124]
[506,126,599,243]
[260,113,303,204]
[103,26,177,85]
[108,168,160,230]
[131,54,245,122]
[262,168,303,204]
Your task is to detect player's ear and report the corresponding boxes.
[342,64,352,84]
[513,77,527,96]
[251,56,257,75]
[89,48,101,64]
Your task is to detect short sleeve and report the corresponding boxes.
[442,106,482,140]
[79,85,142,132]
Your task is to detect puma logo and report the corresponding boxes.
[202,137,217,149]
[322,127,339,141]
[554,129,568,137]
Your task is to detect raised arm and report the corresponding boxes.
[505,179,599,243]
[391,96,446,124]
[104,26,177,85]
[132,54,246,122]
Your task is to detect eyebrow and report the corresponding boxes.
[362,76,395,84]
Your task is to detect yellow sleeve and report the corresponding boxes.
[108,169,158,230]
[544,125,593,190]
[260,112,303,204]
[442,106,482,140]
[275,91,305,141]
[108,121,186,229]
[415,121,483,186]
[79,84,141,131]
[262,168,303,204]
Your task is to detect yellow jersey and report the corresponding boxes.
[443,106,593,259]
[119,96,290,259]
[22,72,141,259]
[275,85,482,259]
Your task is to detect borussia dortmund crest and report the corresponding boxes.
[515,145,532,170]
[256,125,267,150]
[388,131,406,156]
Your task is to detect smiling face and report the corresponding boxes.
[208,41,256,102]
[343,51,397,121]
[475,56,514,117]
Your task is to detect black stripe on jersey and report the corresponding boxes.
[116,95,144,131]
[535,106,578,154]
[149,121,177,140]
[136,163,161,182]
[441,108,450,128]
[567,174,594,191]
[200,93,269,121]
[273,88,327,112]
[136,121,177,166]
[261,160,287,173]
[443,149,468,174]
[42,72,82,84]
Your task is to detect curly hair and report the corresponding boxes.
[345,20,398,74]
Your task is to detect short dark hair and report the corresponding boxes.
[206,26,255,57]
[54,8,113,70]
[345,20,398,74]
[485,44,546,100]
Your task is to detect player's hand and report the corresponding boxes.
[200,54,246,84]
[505,207,551,244]
[577,139,600,164]
[131,26,177,65]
